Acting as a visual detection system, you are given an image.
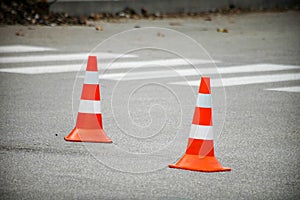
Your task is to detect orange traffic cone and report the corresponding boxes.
[65,56,112,143]
[169,77,230,172]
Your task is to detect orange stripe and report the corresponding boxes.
[185,138,214,156]
[86,56,98,71]
[81,84,100,100]
[192,107,212,126]
[76,113,103,129]
[199,77,211,94]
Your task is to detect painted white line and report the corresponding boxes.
[100,58,219,70]
[0,59,217,74]
[171,73,300,87]
[0,52,137,64]
[217,64,299,74]
[189,124,214,140]
[0,45,56,53]
[99,68,198,80]
[1,62,297,77]
[98,64,299,81]
[0,64,83,74]
[265,86,300,93]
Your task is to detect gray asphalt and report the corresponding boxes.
[0,11,299,199]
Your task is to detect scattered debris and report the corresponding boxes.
[169,22,182,26]
[116,7,137,18]
[90,13,102,20]
[95,26,103,31]
[204,16,212,21]
[0,1,298,26]
[154,12,162,18]
[157,32,165,37]
[15,29,24,36]
[217,28,228,33]
[0,0,89,25]
[141,7,148,17]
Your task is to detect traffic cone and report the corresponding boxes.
[64,56,112,143]
[169,77,230,172]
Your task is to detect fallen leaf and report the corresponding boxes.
[15,30,25,36]
[217,28,228,33]
[95,26,103,31]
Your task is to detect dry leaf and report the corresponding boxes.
[95,26,103,31]
[217,28,228,33]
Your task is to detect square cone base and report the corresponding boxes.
[169,154,231,172]
[64,127,112,143]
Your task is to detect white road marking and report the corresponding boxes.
[265,86,300,93]
[0,64,83,74]
[216,64,299,74]
[99,68,197,80]
[0,52,137,64]
[100,58,218,70]
[0,45,56,53]
[0,59,217,74]
[171,73,300,87]
[97,64,299,81]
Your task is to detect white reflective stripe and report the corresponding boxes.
[84,71,99,84]
[189,124,214,140]
[78,100,101,114]
[196,93,211,108]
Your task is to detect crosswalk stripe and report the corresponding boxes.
[101,58,218,69]
[0,64,82,74]
[0,59,217,74]
[0,46,298,90]
[265,86,300,93]
[170,73,300,87]
[0,52,137,64]
[0,45,56,53]
[2,44,297,91]
[216,64,299,74]
[97,64,299,81]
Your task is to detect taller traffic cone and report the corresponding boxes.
[169,77,230,172]
[65,56,112,143]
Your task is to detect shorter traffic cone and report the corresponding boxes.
[65,56,112,143]
[169,77,230,172]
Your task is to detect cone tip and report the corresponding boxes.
[87,55,98,71]
[199,76,211,94]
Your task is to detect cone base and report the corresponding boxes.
[169,154,231,172]
[64,127,112,143]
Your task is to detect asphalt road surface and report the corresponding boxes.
[0,11,299,199]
